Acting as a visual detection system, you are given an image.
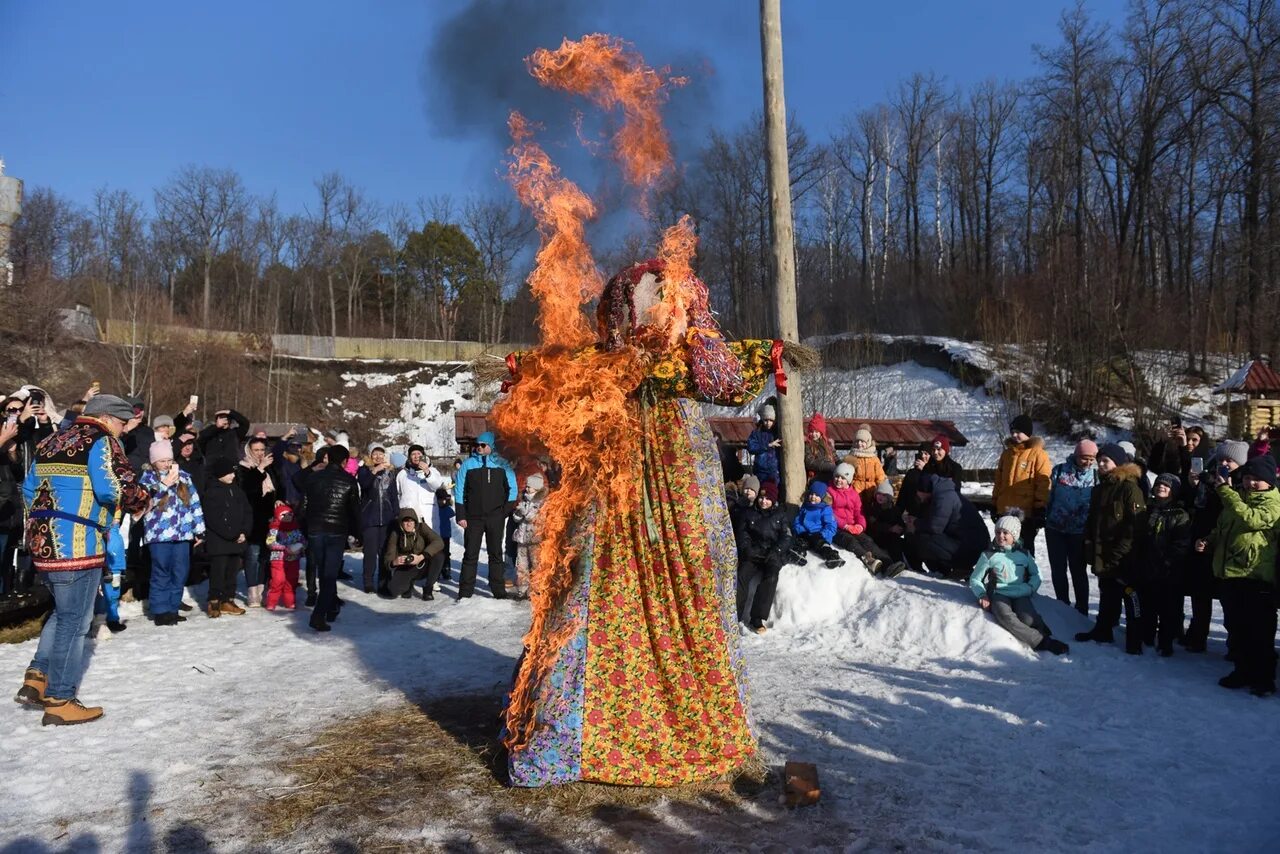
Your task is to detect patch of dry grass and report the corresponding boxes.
[256,692,775,850]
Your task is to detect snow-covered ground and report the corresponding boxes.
[2,532,1277,851]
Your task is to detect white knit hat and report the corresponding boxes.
[995,508,1024,541]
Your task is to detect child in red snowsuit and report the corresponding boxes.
[266,502,305,610]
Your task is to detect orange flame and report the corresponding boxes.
[494,35,689,753]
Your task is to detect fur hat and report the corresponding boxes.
[209,457,237,479]
[1154,472,1182,494]
[1217,440,1250,467]
[808,480,829,499]
[1098,442,1130,467]
[741,474,761,494]
[84,394,136,422]
[1009,414,1034,436]
[834,462,856,482]
[932,434,951,453]
[149,440,173,464]
[1240,455,1279,488]
[759,404,776,421]
[759,481,779,503]
[526,474,546,491]
[995,508,1024,541]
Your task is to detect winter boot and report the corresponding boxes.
[883,561,908,578]
[178,600,193,612]
[106,620,127,633]
[207,600,222,619]
[1075,626,1114,644]
[14,669,47,707]
[824,558,845,569]
[1035,637,1070,656]
[41,698,104,726]
[1250,681,1276,697]
[1219,670,1250,690]
[219,600,246,616]
[305,591,318,607]
[247,585,263,607]
[863,557,883,576]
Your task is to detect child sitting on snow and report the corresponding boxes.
[511,474,546,599]
[266,502,305,610]
[829,462,904,577]
[791,481,845,568]
[969,512,1069,655]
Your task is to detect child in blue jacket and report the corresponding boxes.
[747,404,781,487]
[969,512,1069,655]
[792,481,845,568]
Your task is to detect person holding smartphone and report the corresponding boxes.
[1183,440,1249,652]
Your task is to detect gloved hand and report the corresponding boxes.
[111,573,121,589]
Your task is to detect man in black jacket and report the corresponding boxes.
[453,431,516,600]
[301,445,361,632]
[198,409,250,470]
[734,481,791,634]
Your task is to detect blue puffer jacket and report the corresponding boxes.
[1046,457,1097,535]
[919,475,989,552]
[793,482,837,542]
[969,545,1041,600]
[747,426,780,483]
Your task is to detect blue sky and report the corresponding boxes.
[0,0,1129,215]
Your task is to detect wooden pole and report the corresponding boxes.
[760,0,806,504]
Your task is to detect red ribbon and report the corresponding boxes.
[771,339,788,395]
[500,352,520,394]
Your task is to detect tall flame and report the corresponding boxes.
[494,35,692,752]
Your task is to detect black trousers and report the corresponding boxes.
[1096,576,1142,650]
[208,553,242,603]
[798,532,841,562]
[1184,553,1215,646]
[416,551,446,595]
[833,530,890,565]
[737,556,782,627]
[1143,579,1184,651]
[460,514,507,599]
[906,532,982,578]
[1220,578,1278,688]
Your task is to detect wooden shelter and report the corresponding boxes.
[1214,359,1280,438]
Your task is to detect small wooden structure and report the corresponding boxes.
[455,411,966,454]
[1213,359,1280,438]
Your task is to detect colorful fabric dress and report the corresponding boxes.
[506,337,778,787]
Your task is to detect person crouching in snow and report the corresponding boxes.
[1076,443,1148,653]
[384,508,446,600]
[970,512,1069,655]
[1195,454,1280,696]
[829,462,904,577]
[735,481,792,634]
[511,473,546,599]
[747,404,781,488]
[1142,473,1192,656]
[791,481,845,568]
[266,503,305,610]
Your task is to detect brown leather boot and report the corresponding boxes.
[14,669,47,707]
[207,600,222,618]
[41,697,104,726]
[219,600,246,616]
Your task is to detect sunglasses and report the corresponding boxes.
[5,408,22,415]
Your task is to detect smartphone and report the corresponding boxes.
[28,391,44,406]
[1218,464,1231,479]
[189,394,199,408]
[5,414,16,427]
[1190,457,1204,475]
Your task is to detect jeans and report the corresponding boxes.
[361,525,388,590]
[308,533,347,623]
[1045,529,1089,613]
[149,541,191,616]
[243,543,268,588]
[29,568,101,700]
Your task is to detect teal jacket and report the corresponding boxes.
[969,544,1042,600]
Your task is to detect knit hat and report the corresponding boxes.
[741,474,761,494]
[367,440,386,454]
[932,434,951,453]
[149,440,173,464]
[152,414,175,430]
[83,394,136,422]
[476,431,496,447]
[1154,472,1181,494]
[808,480,829,499]
[407,444,426,458]
[209,457,237,479]
[807,412,827,437]
[1240,455,1279,488]
[854,426,873,444]
[759,404,776,421]
[1098,442,1130,466]
[875,479,896,498]
[834,462,856,481]
[1075,438,1099,458]
[526,474,546,491]
[1216,440,1250,467]
[759,481,779,503]
[1119,441,1137,460]
[995,508,1024,541]
[389,451,407,468]
[1009,414,1034,436]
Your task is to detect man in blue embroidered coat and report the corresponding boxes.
[13,394,148,725]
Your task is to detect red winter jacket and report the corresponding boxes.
[828,482,867,534]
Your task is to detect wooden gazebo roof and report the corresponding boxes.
[1214,360,1280,395]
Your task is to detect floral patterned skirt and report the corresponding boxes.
[507,398,756,786]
